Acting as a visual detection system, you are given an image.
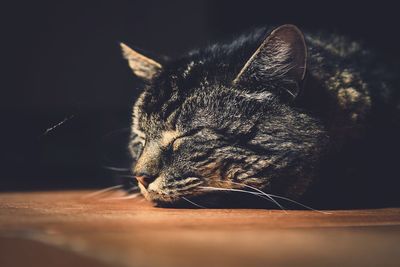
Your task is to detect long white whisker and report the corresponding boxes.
[199,186,287,213]
[102,193,141,201]
[218,181,328,214]
[117,174,136,179]
[200,186,260,195]
[229,181,286,211]
[126,186,139,191]
[200,185,329,214]
[182,196,207,209]
[265,194,331,214]
[83,185,123,198]
[103,166,130,172]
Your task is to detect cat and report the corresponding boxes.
[120,24,397,208]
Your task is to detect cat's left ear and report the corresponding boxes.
[120,43,162,80]
[233,24,307,101]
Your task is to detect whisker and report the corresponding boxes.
[215,181,328,214]
[265,194,331,214]
[83,185,123,199]
[200,186,265,196]
[199,186,287,213]
[126,186,139,191]
[102,193,141,201]
[116,174,136,179]
[182,196,207,209]
[201,185,329,214]
[123,185,140,195]
[229,181,286,211]
[103,166,130,172]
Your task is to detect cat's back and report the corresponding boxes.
[172,26,397,133]
[302,30,397,140]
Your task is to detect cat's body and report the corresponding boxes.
[121,25,397,208]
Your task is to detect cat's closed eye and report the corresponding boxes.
[172,138,184,151]
[168,128,206,152]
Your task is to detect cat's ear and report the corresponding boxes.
[233,24,307,101]
[120,43,162,80]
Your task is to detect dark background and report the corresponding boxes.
[1,1,399,194]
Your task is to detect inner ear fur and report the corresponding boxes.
[233,24,307,101]
[120,43,162,80]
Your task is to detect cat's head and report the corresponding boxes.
[121,25,328,207]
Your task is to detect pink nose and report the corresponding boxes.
[135,175,154,188]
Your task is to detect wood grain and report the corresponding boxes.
[1,190,400,267]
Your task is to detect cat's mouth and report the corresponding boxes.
[137,174,275,208]
[137,175,206,206]
[144,190,208,208]
[147,189,281,209]
[147,190,227,208]
[139,181,274,208]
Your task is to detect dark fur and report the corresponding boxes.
[123,25,397,208]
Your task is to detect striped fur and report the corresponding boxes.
[122,25,394,207]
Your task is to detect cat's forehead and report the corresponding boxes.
[139,58,226,119]
[136,34,269,134]
[167,57,229,88]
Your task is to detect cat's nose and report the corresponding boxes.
[135,173,155,188]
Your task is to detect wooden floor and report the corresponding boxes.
[0,190,400,267]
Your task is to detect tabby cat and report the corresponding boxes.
[120,25,396,208]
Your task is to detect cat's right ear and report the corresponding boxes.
[120,43,162,80]
[233,25,307,102]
